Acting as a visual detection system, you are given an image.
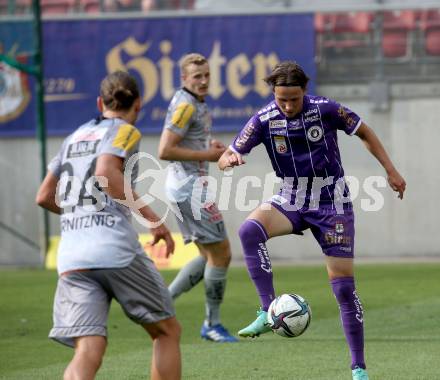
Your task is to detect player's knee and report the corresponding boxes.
[238,219,267,244]
[146,317,181,341]
[218,239,232,262]
[205,239,231,266]
[161,319,181,343]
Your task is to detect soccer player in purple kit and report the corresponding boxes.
[218,61,406,380]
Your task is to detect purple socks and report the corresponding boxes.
[238,219,275,311]
[331,276,366,370]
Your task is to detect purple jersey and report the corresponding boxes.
[231,95,361,209]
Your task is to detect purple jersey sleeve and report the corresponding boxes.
[327,100,362,136]
[230,115,264,155]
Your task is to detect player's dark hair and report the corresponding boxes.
[264,61,309,89]
[100,70,140,111]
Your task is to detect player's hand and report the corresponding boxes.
[206,144,226,162]
[218,149,245,170]
[149,224,175,257]
[210,139,226,150]
[387,169,406,200]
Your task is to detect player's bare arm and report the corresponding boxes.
[158,129,225,162]
[95,153,175,256]
[355,122,406,199]
[36,171,61,214]
[210,139,226,150]
[218,147,245,170]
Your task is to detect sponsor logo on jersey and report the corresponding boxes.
[259,109,280,122]
[203,202,223,223]
[112,124,141,151]
[269,120,287,129]
[309,98,329,104]
[303,107,321,124]
[72,128,107,142]
[304,108,318,117]
[270,129,287,136]
[337,106,357,129]
[67,140,100,158]
[257,103,276,115]
[304,114,320,123]
[307,125,323,142]
[274,136,288,154]
[235,121,256,148]
[171,102,195,129]
[270,194,288,205]
[335,222,344,234]
[61,214,116,232]
[324,231,352,246]
[288,119,302,130]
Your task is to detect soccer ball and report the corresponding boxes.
[267,293,311,338]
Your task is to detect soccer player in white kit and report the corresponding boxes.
[36,71,181,380]
[158,53,237,342]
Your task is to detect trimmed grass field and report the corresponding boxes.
[1,263,440,379]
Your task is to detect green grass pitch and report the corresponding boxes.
[1,263,439,379]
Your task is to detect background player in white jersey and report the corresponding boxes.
[36,71,181,380]
[218,61,406,380]
[158,53,237,342]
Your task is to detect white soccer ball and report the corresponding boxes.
[267,293,312,338]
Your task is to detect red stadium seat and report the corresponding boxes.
[80,0,101,13]
[41,0,76,14]
[169,0,194,9]
[0,0,9,14]
[333,12,373,34]
[314,12,336,34]
[420,9,440,56]
[382,10,417,58]
[315,11,374,55]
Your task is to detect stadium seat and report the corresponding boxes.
[0,0,8,14]
[10,0,32,14]
[420,9,440,56]
[314,11,373,63]
[41,0,76,14]
[314,12,333,33]
[169,0,194,9]
[333,11,373,34]
[382,10,417,58]
[80,0,101,12]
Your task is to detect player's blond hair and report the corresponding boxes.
[180,53,208,75]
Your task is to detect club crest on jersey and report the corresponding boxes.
[274,136,288,154]
[307,125,323,142]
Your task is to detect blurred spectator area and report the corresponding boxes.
[0,3,438,83]
[315,9,440,83]
[0,0,194,14]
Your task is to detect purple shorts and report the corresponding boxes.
[270,200,355,258]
